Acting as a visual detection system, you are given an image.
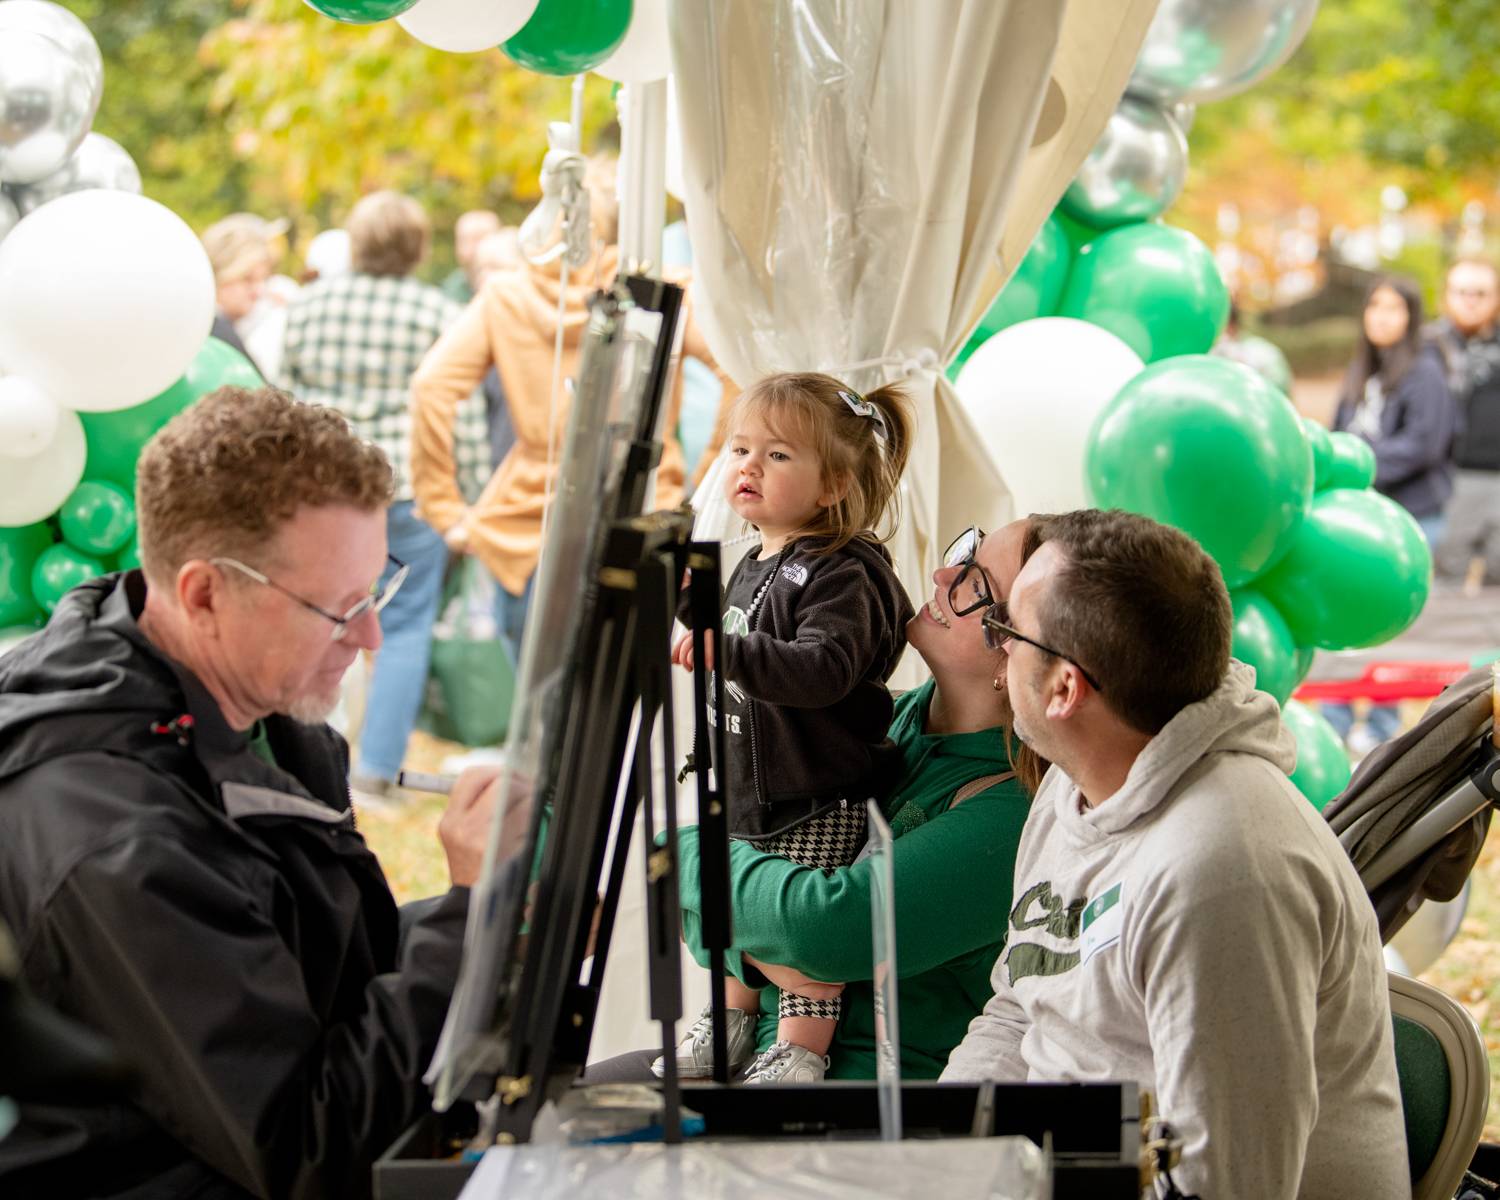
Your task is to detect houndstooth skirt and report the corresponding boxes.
[756,802,868,1021]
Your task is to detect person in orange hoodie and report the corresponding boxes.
[410,161,736,661]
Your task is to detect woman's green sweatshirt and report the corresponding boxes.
[675,679,1032,1079]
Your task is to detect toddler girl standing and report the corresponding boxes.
[662,371,913,1084]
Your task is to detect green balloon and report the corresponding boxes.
[1059,222,1229,362]
[504,0,632,75]
[1282,700,1352,812]
[975,216,1073,341]
[1054,208,1102,254]
[1302,419,1334,490]
[30,544,107,614]
[304,0,417,22]
[0,622,43,668]
[81,336,264,491]
[1292,644,1316,689]
[1085,355,1314,588]
[1231,589,1299,705]
[197,336,265,390]
[0,522,53,626]
[116,537,142,573]
[1323,431,1377,491]
[58,481,136,557]
[0,623,41,660]
[1257,487,1431,650]
[951,216,1074,376]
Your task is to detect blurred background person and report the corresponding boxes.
[1335,276,1455,547]
[441,209,501,305]
[1329,275,1456,750]
[471,227,524,471]
[1431,259,1500,590]
[303,227,353,285]
[662,218,730,486]
[1211,300,1294,397]
[410,159,736,665]
[242,272,300,384]
[280,190,491,805]
[201,212,282,376]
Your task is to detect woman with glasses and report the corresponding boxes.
[590,520,1047,1084]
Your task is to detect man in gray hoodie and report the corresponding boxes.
[943,509,1408,1200]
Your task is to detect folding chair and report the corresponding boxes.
[1390,972,1491,1200]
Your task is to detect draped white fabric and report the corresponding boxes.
[669,0,1158,686]
[587,0,1161,1065]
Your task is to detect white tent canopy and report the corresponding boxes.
[588,1,1160,1064]
[669,0,1157,684]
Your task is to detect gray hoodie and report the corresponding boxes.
[943,663,1408,1199]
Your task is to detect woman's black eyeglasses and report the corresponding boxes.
[943,526,995,617]
[981,611,1103,692]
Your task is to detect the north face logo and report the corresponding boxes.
[781,563,808,586]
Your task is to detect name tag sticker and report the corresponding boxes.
[1079,881,1124,965]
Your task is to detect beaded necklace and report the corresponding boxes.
[743,544,791,628]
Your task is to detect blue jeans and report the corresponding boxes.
[356,501,448,782]
[1321,699,1402,743]
[1416,513,1447,552]
[494,570,535,669]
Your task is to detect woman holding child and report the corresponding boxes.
[663,519,1043,1080]
[590,364,1042,1081]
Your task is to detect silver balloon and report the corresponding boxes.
[0,1,103,104]
[1060,96,1188,229]
[1172,101,1196,133]
[1128,0,1320,105]
[10,131,140,215]
[0,187,17,241]
[0,28,96,185]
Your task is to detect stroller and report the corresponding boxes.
[1326,666,1500,1200]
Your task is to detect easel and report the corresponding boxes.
[482,512,731,1146]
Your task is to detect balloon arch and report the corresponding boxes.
[0,0,1421,811]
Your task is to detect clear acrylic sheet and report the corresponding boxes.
[457,1138,1049,1200]
[427,285,660,1109]
[866,797,902,1142]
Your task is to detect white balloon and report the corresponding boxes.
[0,188,17,242]
[0,404,83,525]
[0,190,215,412]
[396,0,538,53]
[0,375,60,457]
[955,318,1144,516]
[594,0,670,83]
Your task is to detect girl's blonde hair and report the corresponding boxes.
[730,371,912,555]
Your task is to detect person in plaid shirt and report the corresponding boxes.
[280,190,490,806]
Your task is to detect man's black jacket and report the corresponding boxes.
[0,573,468,1199]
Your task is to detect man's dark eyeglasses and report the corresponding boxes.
[981,611,1104,693]
[943,525,994,617]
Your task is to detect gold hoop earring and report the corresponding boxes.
[991,676,1004,692]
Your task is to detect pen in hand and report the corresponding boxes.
[396,770,457,795]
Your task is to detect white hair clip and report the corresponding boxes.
[838,389,889,443]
